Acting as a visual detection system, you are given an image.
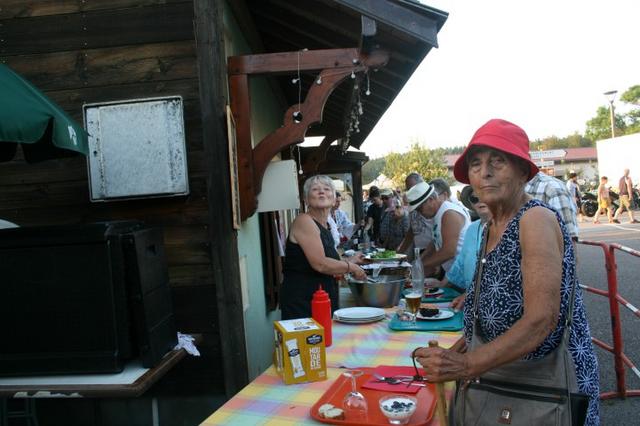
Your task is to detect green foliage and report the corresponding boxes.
[620,85,640,105]
[439,146,466,155]
[362,157,386,183]
[382,143,449,187]
[585,84,640,140]
[621,85,640,134]
[530,132,593,151]
[585,106,626,141]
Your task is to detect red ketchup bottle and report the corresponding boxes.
[311,285,332,347]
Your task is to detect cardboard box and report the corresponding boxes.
[274,318,327,385]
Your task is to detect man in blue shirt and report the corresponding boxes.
[425,186,491,309]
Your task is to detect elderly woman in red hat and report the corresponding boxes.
[413,119,599,425]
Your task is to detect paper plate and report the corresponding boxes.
[334,315,385,324]
[333,307,385,320]
[416,309,455,321]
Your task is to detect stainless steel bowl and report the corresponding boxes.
[347,275,405,308]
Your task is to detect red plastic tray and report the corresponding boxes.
[310,367,436,425]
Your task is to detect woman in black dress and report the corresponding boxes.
[280,175,367,320]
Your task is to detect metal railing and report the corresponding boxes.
[578,240,640,399]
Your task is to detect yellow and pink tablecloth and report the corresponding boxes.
[201,313,461,425]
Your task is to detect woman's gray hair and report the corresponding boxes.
[302,175,336,202]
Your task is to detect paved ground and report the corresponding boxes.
[576,213,640,424]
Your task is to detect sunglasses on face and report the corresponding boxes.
[469,194,480,204]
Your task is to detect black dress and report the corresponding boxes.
[280,219,340,320]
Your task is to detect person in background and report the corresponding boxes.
[280,175,366,320]
[429,178,452,200]
[364,186,384,244]
[566,172,584,223]
[613,168,639,223]
[331,191,356,242]
[397,173,434,261]
[593,176,614,224]
[362,187,375,213]
[525,170,579,241]
[379,197,410,250]
[425,185,492,310]
[405,180,471,276]
[413,118,599,425]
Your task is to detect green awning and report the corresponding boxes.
[0,64,89,162]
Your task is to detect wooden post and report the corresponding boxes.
[428,340,448,425]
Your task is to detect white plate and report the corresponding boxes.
[424,288,444,297]
[416,309,455,321]
[334,315,385,324]
[333,307,385,320]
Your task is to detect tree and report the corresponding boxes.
[585,84,640,140]
[585,106,626,141]
[382,143,449,187]
[362,157,386,184]
[621,85,640,134]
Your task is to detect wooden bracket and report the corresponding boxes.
[228,48,389,220]
[301,135,337,175]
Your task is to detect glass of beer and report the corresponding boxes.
[405,291,422,326]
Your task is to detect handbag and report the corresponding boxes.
[451,224,589,426]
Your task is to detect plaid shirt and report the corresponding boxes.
[525,172,579,239]
[379,209,410,250]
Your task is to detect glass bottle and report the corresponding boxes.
[407,248,424,324]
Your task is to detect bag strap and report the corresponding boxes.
[472,223,489,320]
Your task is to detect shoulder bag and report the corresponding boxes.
[451,225,589,426]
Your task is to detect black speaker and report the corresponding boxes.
[122,227,177,368]
[0,221,176,376]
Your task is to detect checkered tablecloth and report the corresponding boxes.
[201,314,461,425]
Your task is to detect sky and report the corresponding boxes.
[354,0,640,159]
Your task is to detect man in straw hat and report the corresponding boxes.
[405,179,470,275]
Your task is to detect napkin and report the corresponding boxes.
[361,365,423,394]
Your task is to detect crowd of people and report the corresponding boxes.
[274,118,640,425]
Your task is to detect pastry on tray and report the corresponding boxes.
[419,304,440,318]
[318,403,345,420]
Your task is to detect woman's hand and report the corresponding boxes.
[413,345,472,382]
[349,262,367,281]
[349,252,367,265]
[451,293,466,311]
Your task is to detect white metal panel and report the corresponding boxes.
[84,97,189,201]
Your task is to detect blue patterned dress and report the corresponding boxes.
[463,199,600,425]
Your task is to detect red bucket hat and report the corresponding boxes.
[453,118,538,184]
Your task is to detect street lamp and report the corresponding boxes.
[604,90,618,138]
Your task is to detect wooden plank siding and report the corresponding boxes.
[0,0,235,404]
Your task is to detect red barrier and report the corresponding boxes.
[578,240,640,399]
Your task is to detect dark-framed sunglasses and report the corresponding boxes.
[469,194,480,204]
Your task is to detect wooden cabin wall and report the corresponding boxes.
[0,0,228,397]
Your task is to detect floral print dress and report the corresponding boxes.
[463,199,600,425]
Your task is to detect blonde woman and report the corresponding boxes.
[280,175,366,320]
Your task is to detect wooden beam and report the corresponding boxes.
[228,48,387,75]
[228,74,255,222]
[193,0,248,397]
[360,15,377,54]
[332,0,441,47]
